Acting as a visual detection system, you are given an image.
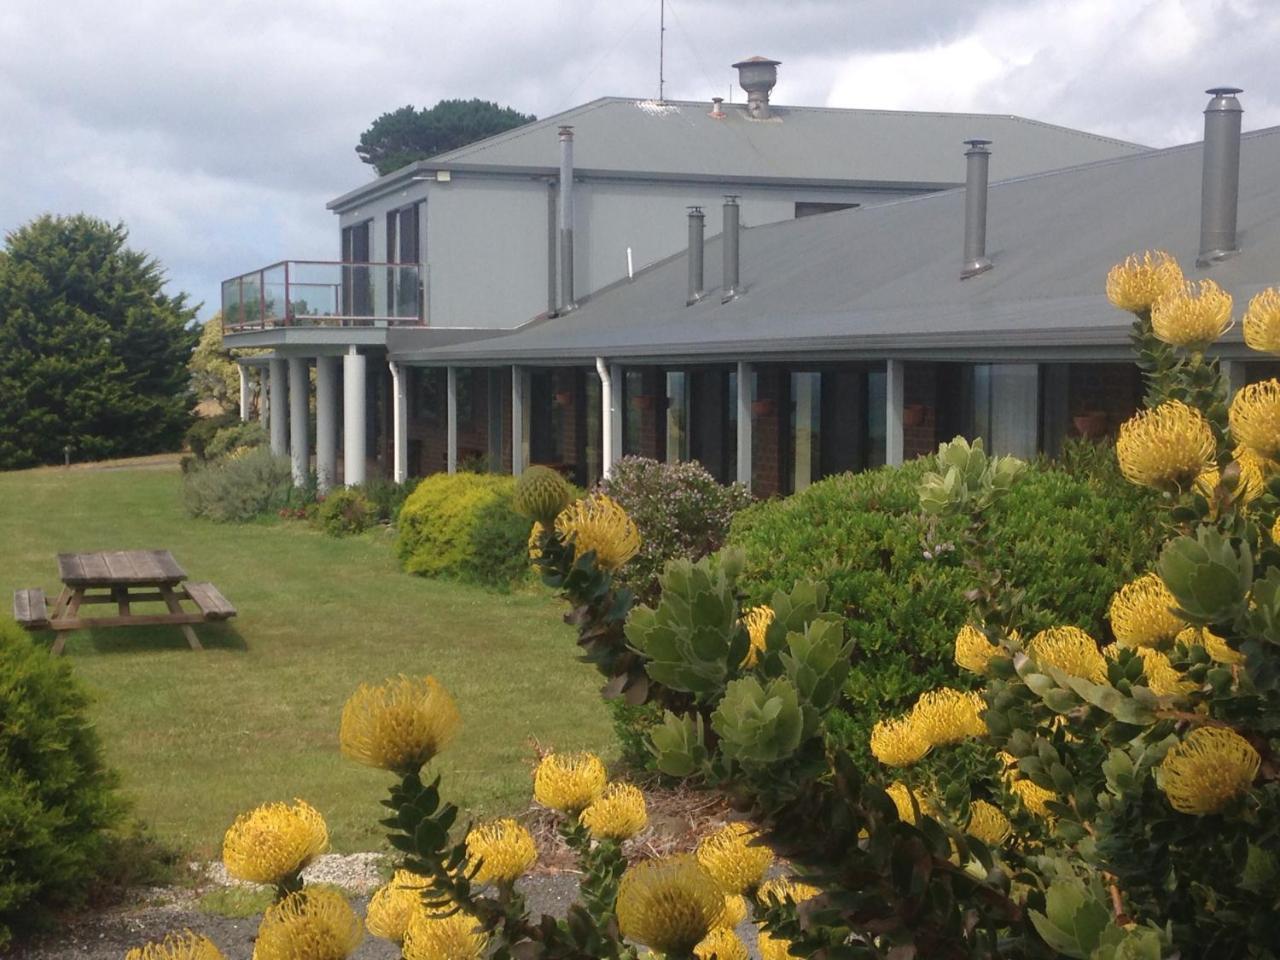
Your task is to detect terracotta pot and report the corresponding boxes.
[1073,411,1109,438]
[751,398,776,417]
[902,403,928,428]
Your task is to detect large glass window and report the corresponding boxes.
[791,372,822,491]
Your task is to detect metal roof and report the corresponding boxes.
[328,97,1146,211]
[397,126,1280,366]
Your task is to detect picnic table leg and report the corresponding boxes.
[50,586,72,619]
[50,587,85,656]
[114,586,132,617]
[160,585,203,651]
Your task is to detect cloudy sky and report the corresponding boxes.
[1,0,1276,319]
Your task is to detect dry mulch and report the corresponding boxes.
[14,782,755,960]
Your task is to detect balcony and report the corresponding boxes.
[221,260,424,331]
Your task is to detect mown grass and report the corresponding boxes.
[0,462,614,857]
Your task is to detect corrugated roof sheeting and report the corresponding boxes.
[400,127,1280,365]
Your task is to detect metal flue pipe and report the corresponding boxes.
[722,196,741,301]
[558,125,577,311]
[686,206,705,304]
[1198,87,1244,265]
[961,139,993,279]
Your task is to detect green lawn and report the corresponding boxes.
[0,461,614,857]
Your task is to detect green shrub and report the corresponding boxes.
[360,474,419,524]
[204,420,267,461]
[598,456,753,601]
[184,411,238,461]
[182,447,294,522]
[396,473,532,587]
[317,487,375,537]
[0,619,125,946]
[728,454,1162,766]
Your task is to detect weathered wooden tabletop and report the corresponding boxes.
[57,550,187,587]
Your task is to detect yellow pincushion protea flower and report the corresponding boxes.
[124,931,226,960]
[1194,445,1268,505]
[1133,647,1196,698]
[339,675,461,775]
[885,781,928,824]
[1009,777,1056,818]
[1177,626,1245,665]
[740,605,775,668]
[758,931,798,960]
[616,854,725,956]
[1106,250,1184,314]
[1243,288,1280,354]
[222,798,328,887]
[402,909,487,960]
[466,818,537,885]
[910,688,987,747]
[253,888,363,960]
[696,822,774,895]
[527,521,546,561]
[1150,278,1233,350]
[758,875,821,907]
[965,800,1012,845]
[695,926,750,960]
[533,751,607,814]
[718,893,749,929]
[1030,626,1108,683]
[580,781,648,841]
[1160,726,1260,815]
[365,870,430,943]
[870,713,929,767]
[1116,400,1216,492]
[1109,573,1185,648]
[1230,379,1280,461]
[954,624,1001,675]
[554,494,641,571]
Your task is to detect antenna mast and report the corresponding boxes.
[658,0,666,102]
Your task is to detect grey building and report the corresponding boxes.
[222,59,1148,490]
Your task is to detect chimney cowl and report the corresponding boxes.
[1198,87,1244,266]
[732,56,780,119]
[710,96,725,119]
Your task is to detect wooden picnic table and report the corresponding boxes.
[12,550,236,654]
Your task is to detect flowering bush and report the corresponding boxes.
[316,486,375,537]
[598,457,752,602]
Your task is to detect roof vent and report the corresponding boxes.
[709,96,726,119]
[961,139,993,279]
[1198,86,1244,266]
[732,57,780,119]
[687,207,706,305]
[722,196,742,301]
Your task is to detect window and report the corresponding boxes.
[790,372,822,491]
[666,371,689,462]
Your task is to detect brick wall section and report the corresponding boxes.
[903,362,941,460]
[751,367,786,497]
[1065,363,1143,439]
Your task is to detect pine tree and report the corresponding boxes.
[0,214,198,468]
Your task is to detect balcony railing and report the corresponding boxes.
[221,260,424,331]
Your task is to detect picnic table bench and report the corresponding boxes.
[12,550,236,654]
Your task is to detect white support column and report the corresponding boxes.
[390,361,408,483]
[315,356,339,493]
[237,363,251,422]
[609,363,624,468]
[343,346,367,487]
[268,358,288,456]
[446,366,459,475]
[596,358,614,478]
[1221,359,1247,398]
[886,359,905,467]
[737,361,753,489]
[288,357,310,486]
[258,368,269,427]
[511,365,526,476]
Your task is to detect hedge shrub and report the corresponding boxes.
[727,450,1162,765]
[0,618,125,946]
[598,456,753,601]
[183,411,238,461]
[204,420,267,461]
[396,473,531,587]
[182,447,294,522]
[317,487,375,537]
